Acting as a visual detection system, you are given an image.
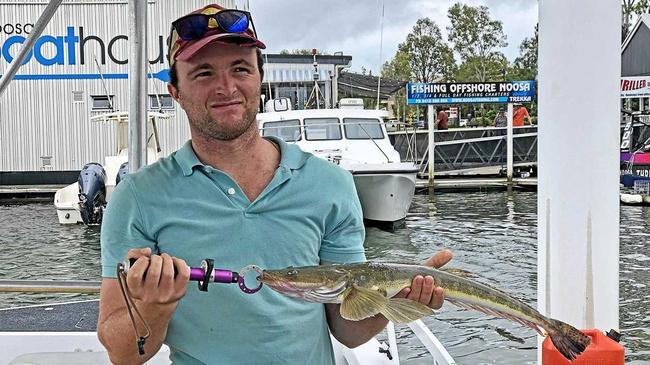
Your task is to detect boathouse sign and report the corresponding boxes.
[407,81,536,104]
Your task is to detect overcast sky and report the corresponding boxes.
[247,0,538,74]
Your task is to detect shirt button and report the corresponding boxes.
[227,188,236,195]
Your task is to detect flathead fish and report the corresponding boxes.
[260,262,591,361]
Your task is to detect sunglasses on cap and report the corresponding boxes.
[172,9,257,41]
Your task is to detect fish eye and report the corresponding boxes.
[287,269,298,276]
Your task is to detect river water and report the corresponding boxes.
[0,191,648,364]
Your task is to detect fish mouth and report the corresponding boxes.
[260,271,347,302]
[260,272,309,297]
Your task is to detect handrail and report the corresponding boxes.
[355,122,391,163]
[0,280,101,294]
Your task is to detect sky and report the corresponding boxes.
[247,0,538,74]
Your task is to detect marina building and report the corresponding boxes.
[0,0,358,184]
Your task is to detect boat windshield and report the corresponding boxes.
[261,119,301,141]
[304,118,342,141]
[343,118,384,140]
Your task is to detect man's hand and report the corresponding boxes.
[393,249,453,310]
[98,248,190,364]
[125,247,190,306]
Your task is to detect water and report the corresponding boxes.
[0,192,648,364]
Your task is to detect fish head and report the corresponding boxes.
[260,265,349,301]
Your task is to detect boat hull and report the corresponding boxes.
[349,163,417,223]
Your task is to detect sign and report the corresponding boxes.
[621,76,650,98]
[407,81,535,105]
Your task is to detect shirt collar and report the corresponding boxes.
[174,137,309,177]
[266,136,309,171]
[175,140,203,177]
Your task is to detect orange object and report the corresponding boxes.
[542,329,624,365]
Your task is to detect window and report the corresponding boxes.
[91,95,114,110]
[149,94,175,110]
[304,118,342,141]
[343,118,384,139]
[261,119,301,142]
[72,91,84,103]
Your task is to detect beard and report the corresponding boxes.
[192,105,258,141]
[181,92,260,142]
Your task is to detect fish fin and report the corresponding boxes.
[447,298,545,336]
[545,318,591,361]
[339,285,387,321]
[381,298,434,324]
[441,268,480,279]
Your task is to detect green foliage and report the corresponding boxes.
[397,17,455,83]
[512,24,538,81]
[278,49,329,55]
[455,54,509,82]
[622,0,650,40]
[381,49,410,81]
[447,3,507,82]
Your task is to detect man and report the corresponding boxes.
[97,4,451,364]
[436,107,448,130]
[513,103,531,127]
[494,107,507,128]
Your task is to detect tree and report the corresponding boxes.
[397,17,455,83]
[512,24,538,81]
[456,54,509,82]
[381,49,410,81]
[447,3,507,82]
[278,49,329,55]
[622,0,649,41]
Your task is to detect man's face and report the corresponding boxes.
[169,42,261,141]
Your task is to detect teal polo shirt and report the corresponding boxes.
[101,136,366,365]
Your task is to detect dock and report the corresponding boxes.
[416,177,537,192]
[0,184,65,200]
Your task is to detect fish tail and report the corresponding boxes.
[544,318,591,361]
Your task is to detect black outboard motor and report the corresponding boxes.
[78,162,107,225]
[116,162,129,186]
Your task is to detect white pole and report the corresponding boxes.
[128,0,148,172]
[507,103,514,182]
[427,105,435,188]
[537,0,620,361]
[376,2,384,110]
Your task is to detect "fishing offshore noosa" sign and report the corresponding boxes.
[407,81,536,104]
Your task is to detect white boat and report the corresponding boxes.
[257,102,418,227]
[54,111,171,225]
[0,296,456,364]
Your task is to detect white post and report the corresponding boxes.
[128,0,148,172]
[537,0,620,361]
[427,105,435,188]
[507,103,514,182]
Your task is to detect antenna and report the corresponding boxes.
[94,55,114,112]
[264,53,272,100]
[148,63,163,113]
[306,48,325,109]
[376,2,384,110]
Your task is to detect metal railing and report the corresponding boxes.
[389,126,538,176]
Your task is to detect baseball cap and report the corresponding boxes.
[167,4,266,67]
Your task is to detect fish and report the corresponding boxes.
[260,262,591,362]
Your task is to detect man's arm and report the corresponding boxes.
[326,250,453,348]
[97,248,189,365]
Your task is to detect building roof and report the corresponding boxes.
[337,71,406,99]
[622,14,650,77]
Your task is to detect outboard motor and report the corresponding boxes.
[78,162,107,225]
[116,162,129,186]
